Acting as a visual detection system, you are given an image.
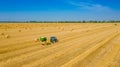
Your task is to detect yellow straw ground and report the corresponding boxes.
[0,23,120,67]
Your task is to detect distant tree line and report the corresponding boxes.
[0,20,120,23]
[26,20,120,23]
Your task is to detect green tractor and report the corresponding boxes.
[39,37,47,45]
[40,37,47,42]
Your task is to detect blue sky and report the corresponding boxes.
[0,0,120,21]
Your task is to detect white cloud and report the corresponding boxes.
[69,1,111,11]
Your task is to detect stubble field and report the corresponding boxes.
[0,23,120,67]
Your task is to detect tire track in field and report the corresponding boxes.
[93,34,120,67]
[61,32,119,67]
[109,49,120,67]
[72,32,120,67]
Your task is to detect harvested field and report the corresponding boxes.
[0,23,120,67]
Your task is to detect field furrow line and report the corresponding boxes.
[72,31,120,67]
[61,32,119,67]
